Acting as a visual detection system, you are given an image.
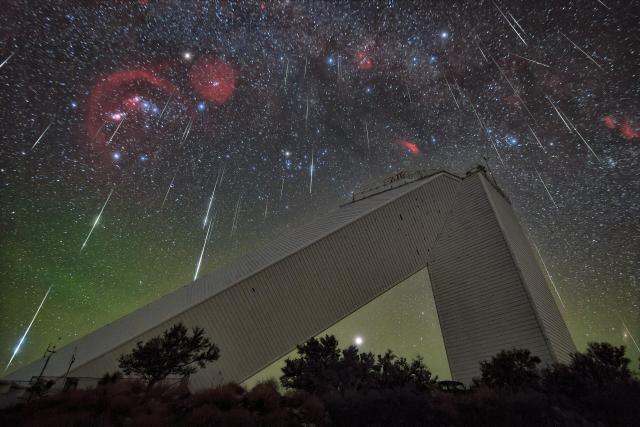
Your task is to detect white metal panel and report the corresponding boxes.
[428,174,553,384]
[481,176,575,363]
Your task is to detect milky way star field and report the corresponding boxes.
[1,0,639,376]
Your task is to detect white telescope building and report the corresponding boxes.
[4,166,574,389]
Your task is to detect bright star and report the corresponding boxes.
[354,336,364,346]
[197,101,206,112]
[441,31,449,39]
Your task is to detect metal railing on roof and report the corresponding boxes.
[345,164,510,206]
[347,169,462,204]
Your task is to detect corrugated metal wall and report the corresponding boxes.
[6,170,573,388]
[428,174,556,384]
[481,177,575,364]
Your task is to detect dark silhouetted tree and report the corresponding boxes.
[280,335,435,395]
[477,348,541,390]
[280,335,436,426]
[118,322,219,389]
[544,342,633,397]
[280,335,342,394]
[570,342,631,386]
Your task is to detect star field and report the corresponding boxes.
[0,0,638,375]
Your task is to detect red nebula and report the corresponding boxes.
[397,139,420,155]
[355,50,374,70]
[190,57,237,105]
[85,68,183,146]
[602,115,640,140]
[604,115,617,129]
[620,122,640,140]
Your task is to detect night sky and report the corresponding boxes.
[1,0,639,377]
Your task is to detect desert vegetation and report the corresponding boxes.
[1,324,639,426]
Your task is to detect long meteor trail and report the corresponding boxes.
[161,173,176,210]
[511,53,550,68]
[81,188,114,252]
[194,217,215,281]
[493,1,527,46]
[309,147,315,195]
[203,168,223,229]
[0,52,15,70]
[535,168,559,210]
[106,116,126,145]
[532,243,566,309]
[621,318,640,353]
[5,286,52,371]
[559,31,604,70]
[31,124,52,150]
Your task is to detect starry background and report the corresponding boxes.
[1,0,639,377]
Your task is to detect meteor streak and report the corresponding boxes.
[365,122,371,151]
[309,147,314,195]
[283,59,289,88]
[489,55,537,122]
[5,286,53,371]
[559,31,604,70]
[466,96,506,168]
[493,1,527,46]
[194,216,215,281]
[107,116,126,145]
[535,168,559,210]
[621,318,640,353]
[305,95,309,127]
[92,122,105,141]
[203,168,223,229]
[159,95,172,119]
[546,96,573,133]
[161,173,176,210]
[230,194,243,237]
[511,53,550,68]
[546,96,602,162]
[532,243,566,309]
[443,76,461,111]
[31,123,52,149]
[280,174,285,200]
[508,12,528,37]
[180,117,194,145]
[527,124,547,152]
[81,188,114,252]
[263,197,269,219]
[0,52,15,70]
[474,38,488,62]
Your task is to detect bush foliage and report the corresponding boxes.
[2,334,639,427]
